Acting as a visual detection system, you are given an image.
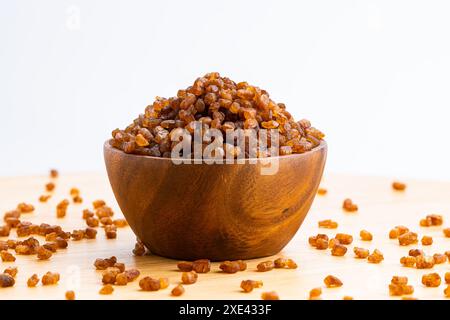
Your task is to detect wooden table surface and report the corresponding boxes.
[0,172,449,300]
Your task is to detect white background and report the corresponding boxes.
[1,0,449,180]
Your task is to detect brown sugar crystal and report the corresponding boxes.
[104,225,117,239]
[65,290,75,300]
[342,198,358,212]
[335,233,353,245]
[132,240,146,256]
[392,181,406,191]
[99,284,114,295]
[409,249,424,257]
[50,169,59,178]
[56,199,69,218]
[445,285,450,298]
[37,246,52,260]
[39,195,51,203]
[42,272,60,285]
[389,225,409,239]
[309,287,322,300]
[139,276,161,291]
[353,247,370,259]
[324,275,343,288]
[318,219,338,229]
[113,219,128,228]
[257,261,275,272]
[317,188,327,195]
[360,230,373,241]
[261,291,280,300]
[110,73,325,159]
[445,272,450,284]
[124,269,140,282]
[420,214,443,227]
[219,261,241,274]
[1,251,16,262]
[422,273,441,287]
[181,271,198,284]
[433,253,447,264]
[443,228,450,238]
[177,261,193,272]
[192,259,211,273]
[415,255,435,269]
[84,227,97,239]
[171,284,185,296]
[17,203,34,213]
[331,244,348,257]
[367,249,384,264]
[274,258,297,269]
[94,256,117,270]
[0,273,15,288]
[3,267,18,277]
[398,232,418,246]
[27,274,39,287]
[400,256,416,267]
[241,280,263,293]
[93,200,106,209]
[421,236,433,246]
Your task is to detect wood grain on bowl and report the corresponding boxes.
[104,141,327,261]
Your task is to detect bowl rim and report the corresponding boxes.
[104,139,327,162]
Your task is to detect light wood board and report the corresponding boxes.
[0,173,449,300]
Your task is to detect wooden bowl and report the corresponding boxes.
[104,141,327,261]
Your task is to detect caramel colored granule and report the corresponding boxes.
[56,199,69,218]
[55,237,68,249]
[445,285,450,298]
[392,276,408,285]
[433,253,447,264]
[415,255,435,269]
[392,181,406,191]
[389,225,409,239]
[335,233,353,245]
[132,240,146,256]
[261,291,279,300]
[99,284,114,295]
[115,273,128,286]
[398,232,418,246]
[422,273,441,287]
[443,228,450,238]
[192,259,211,273]
[113,219,128,228]
[139,276,161,291]
[0,225,10,237]
[104,225,117,239]
[318,219,338,229]
[400,256,416,268]
[367,249,384,264]
[50,169,59,178]
[389,276,414,296]
[324,275,343,288]
[124,269,140,282]
[342,198,358,212]
[309,234,329,248]
[257,261,275,272]
[17,203,35,213]
[445,272,450,284]
[220,261,241,274]
[331,244,348,257]
[84,227,97,239]
[86,217,99,228]
[317,188,327,195]
[71,229,85,241]
[360,230,373,241]
[328,238,340,249]
[73,196,83,204]
[353,247,370,259]
[65,290,75,300]
[27,274,39,287]
[93,200,106,209]
[274,258,297,269]
[94,256,117,270]
[177,261,193,272]
[42,272,60,285]
[241,280,263,293]
[309,287,322,300]
[100,217,113,226]
[420,214,443,227]
[0,273,15,288]
[110,73,324,158]
[37,246,52,260]
[409,249,424,257]
[172,284,185,296]
[3,267,18,277]
[1,250,16,262]
[159,277,169,289]
[96,206,114,218]
[181,271,198,285]
[39,195,51,203]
